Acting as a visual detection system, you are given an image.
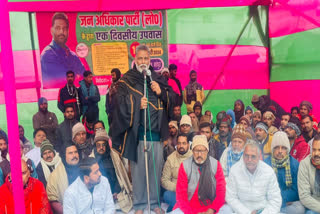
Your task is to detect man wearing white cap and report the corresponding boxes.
[265,131,305,214]
[179,115,192,135]
[172,135,226,214]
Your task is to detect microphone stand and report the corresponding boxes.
[143,71,151,214]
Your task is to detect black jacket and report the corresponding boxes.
[111,65,174,161]
[58,84,82,121]
[55,118,78,154]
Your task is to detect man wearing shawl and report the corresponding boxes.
[265,131,305,214]
[263,111,279,134]
[172,135,226,214]
[111,44,174,214]
[79,70,100,121]
[298,100,318,130]
[219,124,249,179]
[234,99,244,124]
[106,68,121,126]
[46,143,80,214]
[298,134,320,214]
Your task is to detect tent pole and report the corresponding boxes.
[28,12,41,99]
[0,1,26,213]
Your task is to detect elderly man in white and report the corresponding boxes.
[221,140,282,214]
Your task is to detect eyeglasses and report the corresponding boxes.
[96,143,107,148]
[193,149,207,154]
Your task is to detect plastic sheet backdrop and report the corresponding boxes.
[269,0,320,119]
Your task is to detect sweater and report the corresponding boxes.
[226,160,282,214]
[46,163,69,203]
[290,135,310,162]
[161,150,193,192]
[174,158,226,214]
[0,177,52,214]
[298,154,320,212]
[265,155,300,207]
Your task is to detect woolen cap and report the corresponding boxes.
[72,122,86,140]
[169,121,178,130]
[192,135,209,151]
[255,122,268,133]
[41,139,55,156]
[271,131,290,152]
[94,129,109,144]
[231,124,247,143]
[180,115,192,127]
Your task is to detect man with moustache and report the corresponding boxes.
[36,140,62,187]
[298,134,320,214]
[163,121,179,160]
[111,44,174,214]
[47,144,80,214]
[265,132,305,214]
[106,68,121,126]
[254,121,273,160]
[58,71,82,121]
[55,105,78,153]
[224,141,281,214]
[301,115,317,144]
[63,157,115,214]
[41,12,85,88]
[172,135,226,214]
[33,97,58,145]
[161,133,193,212]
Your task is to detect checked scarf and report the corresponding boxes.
[271,155,292,187]
[226,147,243,176]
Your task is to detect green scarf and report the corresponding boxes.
[271,155,292,187]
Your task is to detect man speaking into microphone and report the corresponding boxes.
[111,45,174,214]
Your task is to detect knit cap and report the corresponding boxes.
[38,97,48,106]
[220,116,231,127]
[271,131,290,152]
[286,122,301,136]
[41,139,55,156]
[169,121,178,130]
[239,115,251,126]
[192,135,209,151]
[263,111,275,121]
[180,115,192,127]
[72,122,86,140]
[199,115,211,126]
[251,94,259,103]
[300,100,313,112]
[161,67,169,75]
[253,110,261,118]
[94,129,109,144]
[231,124,247,142]
[255,122,268,133]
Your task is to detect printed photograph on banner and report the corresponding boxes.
[36,11,168,89]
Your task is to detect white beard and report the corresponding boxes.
[136,64,150,73]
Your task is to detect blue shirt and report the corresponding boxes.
[40,40,85,88]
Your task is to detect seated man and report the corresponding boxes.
[285,119,310,162]
[0,160,51,213]
[265,131,305,214]
[0,141,38,185]
[298,134,320,214]
[200,115,225,160]
[0,133,9,162]
[26,128,47,166]
[163,120,179,161]
[93,129,120,196]
[220,124,249,178]
[72,122,93,160]
[161,133,193,212]
[63,157,115,214]
[255,122,273,160]
[36,140,61,187]
[213,116,231,153]
[179,115,192,135]
[224,141,282,214]
[172,135,226,214]
[46,144,80,214]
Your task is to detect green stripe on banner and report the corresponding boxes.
[168,6,268,46]
[10,12,39,51]
[271,27,320,64]
[181,89,267,122]
[271,63,320,82]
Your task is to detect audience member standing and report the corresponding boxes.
[58,70,82,121]
[79,70,100,122]
[33,97,58,145]
[106,68,121,127]
[183,70,205,113]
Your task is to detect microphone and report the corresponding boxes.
[146,69,153,82]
